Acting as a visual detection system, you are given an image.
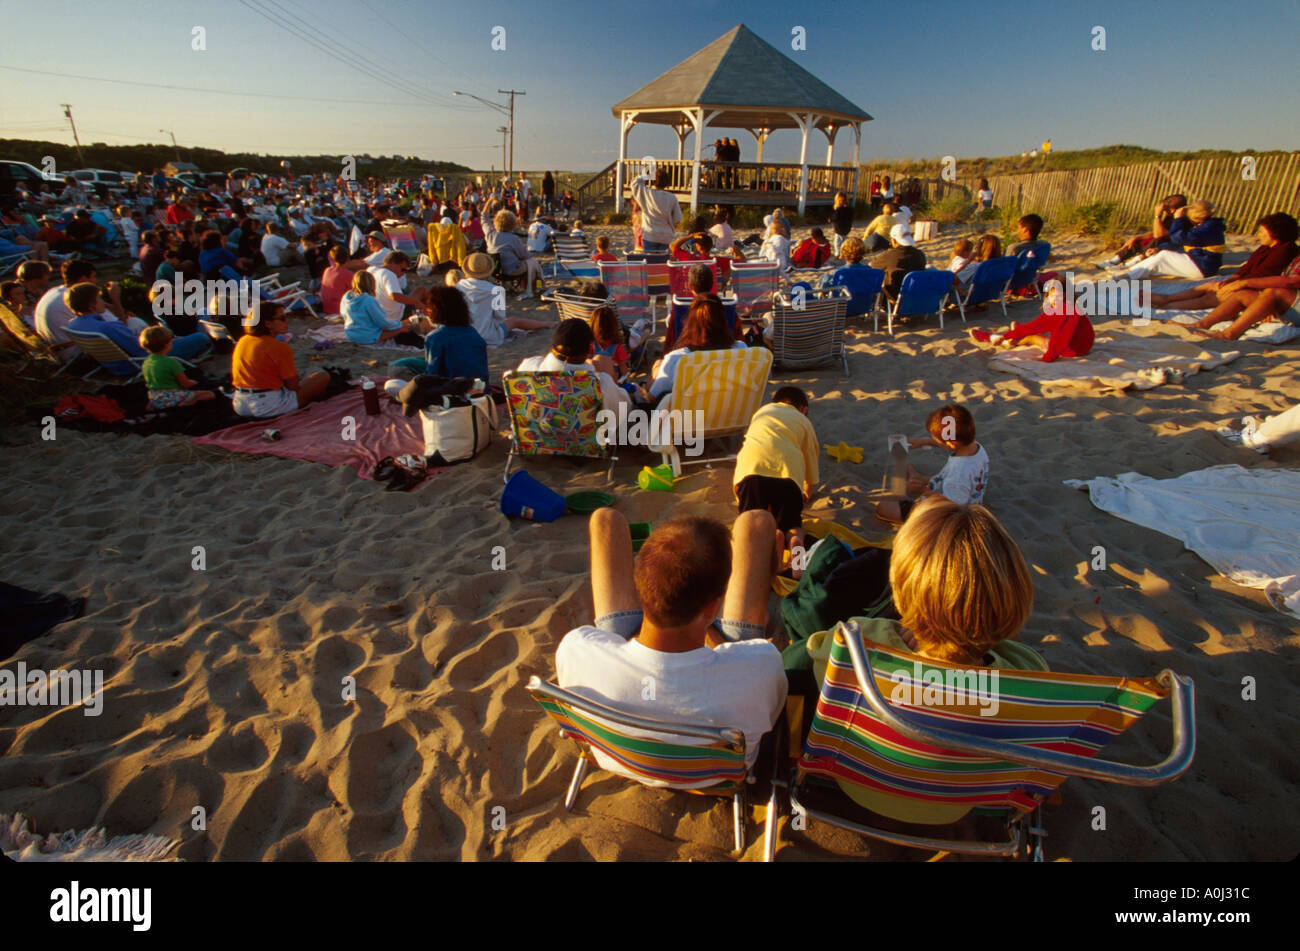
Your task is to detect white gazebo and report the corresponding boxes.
[607,24,872,215]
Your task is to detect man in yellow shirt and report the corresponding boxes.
[733,386,819,558]
[862,202,899,252]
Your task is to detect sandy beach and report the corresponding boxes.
[1,220,1298,862]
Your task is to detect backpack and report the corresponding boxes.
[52,394,126,424]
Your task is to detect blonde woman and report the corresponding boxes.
[1115,199,1227,280]
[485,208,543,298]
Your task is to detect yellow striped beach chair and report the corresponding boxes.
[527,676,755,853]
[654,346,773,477]
[771,620,1196,861]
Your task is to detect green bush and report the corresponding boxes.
[995,204,1023,246]
[1059,201,1119,236]
[921,192,975,224]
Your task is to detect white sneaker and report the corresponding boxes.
[519,291,535,300]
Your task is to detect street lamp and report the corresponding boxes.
[453,89,526,177]
[159,129,180,162]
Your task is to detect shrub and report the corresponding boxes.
[921,192,975,224]
[1059,200,1119,236]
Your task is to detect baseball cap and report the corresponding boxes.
[889,224,915,246]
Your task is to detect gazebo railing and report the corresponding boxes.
[616,159,856,205]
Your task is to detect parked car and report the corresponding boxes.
[0,159,53,196]
[70,169,130,197]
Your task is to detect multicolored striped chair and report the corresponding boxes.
[768,287,851,374]
[627,251,671,303]
[383,222,424,257]
[597,260,655,334]
[527,676,754,853]
[549,232,598,280]
[729,261,781,317]
[773,620,1196,861]
[653,346,773,476]
[501,370,615,481]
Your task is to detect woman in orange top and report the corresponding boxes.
[230,302,331,418]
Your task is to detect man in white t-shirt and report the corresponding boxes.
[368,251,428,324]
[362,232,390,268]
[260,223,293,266]
[555,508,787,785]
[526,218,554,254]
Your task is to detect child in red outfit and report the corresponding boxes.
[969,281,1094,362]
[591,234,618,263]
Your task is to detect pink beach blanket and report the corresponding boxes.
[194,381,441,482]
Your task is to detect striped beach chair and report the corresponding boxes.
[729,261,781,318]
[628,251,670,301]
[540,289,613,323]
[527,676,755,853]
[653,346,773,476]
[773,620,1196,861]
[549,232,598,281]
[768,287,851,374]
[383,222,423,257]
[667,258,722,297]
[597,260,655,335]
[501,370,616,481]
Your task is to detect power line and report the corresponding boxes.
[236,0,465,108]
[0,65,422,106]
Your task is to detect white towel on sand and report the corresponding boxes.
[988,333,1241,392]
[1065,465,1300,619]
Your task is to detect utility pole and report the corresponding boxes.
[497,89,525,177]
[496,127,508,178]
[61,104,85,167]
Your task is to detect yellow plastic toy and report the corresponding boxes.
[823,441,864,463]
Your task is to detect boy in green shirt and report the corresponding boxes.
[140,325,217,410]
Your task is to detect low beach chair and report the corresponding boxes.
[597,260,654,335]
[259,271,320,319]
[770,620,1195,861]
[823,265,884,320]
[383,221,424,257]
[0,249,29,277]
[628,251,671,303]
[540,289,613,323]
[527,676,754,853]
[668,258,722,298]
[1009,242,1052,299]
[64,327,191,383]
[881,269,955,335]
[730,261,781,318]
[769,287,851,374]
[548,232,595,280]
[654,346,773,476]
[953,255,1019,321]
[665,294,740,351]
[501,369,616,482]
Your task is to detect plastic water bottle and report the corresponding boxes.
[885,435,909,497]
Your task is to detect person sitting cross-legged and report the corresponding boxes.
[555,508,789,784]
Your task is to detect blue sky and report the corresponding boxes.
[3,0,1297,173]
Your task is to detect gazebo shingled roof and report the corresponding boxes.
[611,24,872,131]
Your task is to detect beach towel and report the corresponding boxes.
[988,333,1241,393]
[194,383,447,483]
[1,813,179,862]
[305,323,422,352]
[1065,465,1300,619]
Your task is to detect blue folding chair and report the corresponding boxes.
[666,294,739,351]
[882,269,955,335]
[823,265,884,320]
[1010,242,1052,300]
[953,256,1019,321]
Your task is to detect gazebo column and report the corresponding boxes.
[614,111,637,213]
[689,108,721,214]
[791,111,819,216]
[823,124,838,166]
[851,123,862,204]
[674,120,690,162]
[749,127,770,162]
